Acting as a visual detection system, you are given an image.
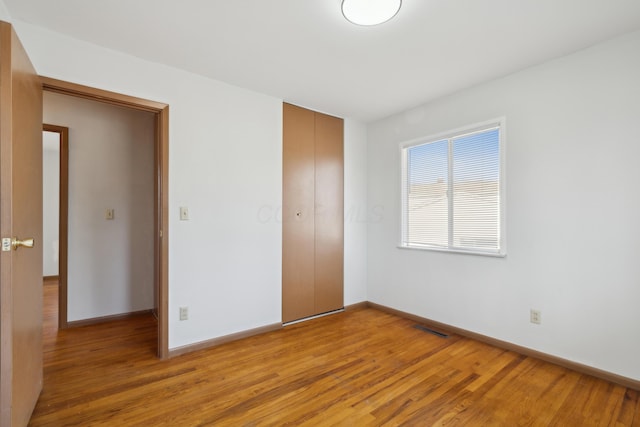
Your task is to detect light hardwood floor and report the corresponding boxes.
[30,283,639,426]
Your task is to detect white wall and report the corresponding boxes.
[43,92,155,321]
[42,131,60,277]
[0,0,10,22]
[344,120,368,305]
[367,30,640,380]
[15,20,368,348]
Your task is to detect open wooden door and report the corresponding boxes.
[0,21,44,426]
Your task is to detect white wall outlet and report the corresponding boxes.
[105,208,115,220]
[179,306,188,321]
[530,309,541,325]
[179,206,189,221]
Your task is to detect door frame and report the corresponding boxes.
[41,77,170,359]
[42,124,69,328]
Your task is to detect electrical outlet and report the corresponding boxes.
[179,306,188,321]
[530,309,541,325]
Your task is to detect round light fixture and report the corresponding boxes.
[341,0,402,26]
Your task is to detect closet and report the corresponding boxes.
[282,103,344,323]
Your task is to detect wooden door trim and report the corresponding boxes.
[41,77,167,113]
[41,77,170,359]
[43,124,68,328]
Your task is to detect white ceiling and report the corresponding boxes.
[5,0,640,122]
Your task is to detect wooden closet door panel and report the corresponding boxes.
[282,103,316,323]
[314,112,344,314]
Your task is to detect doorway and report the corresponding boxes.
[42,124,69,328]
[41,77,170,359]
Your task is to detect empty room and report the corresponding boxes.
[0,1,639,425]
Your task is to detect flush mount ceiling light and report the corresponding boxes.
[342,0,402,26]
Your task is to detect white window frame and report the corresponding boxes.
[399,118,507,257]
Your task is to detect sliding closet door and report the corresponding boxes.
[282,103,344,324]
[282,103,316,323]
[314,113,344,314]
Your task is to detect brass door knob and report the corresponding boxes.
[12,238,34,250]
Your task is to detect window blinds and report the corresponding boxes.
[403,125,502,254]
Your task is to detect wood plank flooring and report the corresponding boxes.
[30,283,640,426]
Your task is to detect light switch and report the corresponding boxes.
[180,206,189,221]
[105,208,115,220]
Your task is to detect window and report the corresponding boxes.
[400,120,505,256]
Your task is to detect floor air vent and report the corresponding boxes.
[413,324,449,338]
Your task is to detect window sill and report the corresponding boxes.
[397,244,506,258]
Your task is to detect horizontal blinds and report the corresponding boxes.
[404,126,501,253]
[452,128,500,250]
[406,139,448,247]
